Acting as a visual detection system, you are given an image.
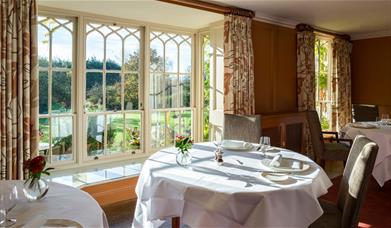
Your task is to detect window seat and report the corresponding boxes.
[48,159,145,206]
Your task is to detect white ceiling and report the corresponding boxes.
[38,0,223,29]
[209,0,391,38]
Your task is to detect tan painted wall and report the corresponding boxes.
[351,36,391,106]
[252,20,297,114]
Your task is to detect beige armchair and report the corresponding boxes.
[223,114,261,143]
[307,111,352,167]
[309,135,378,228]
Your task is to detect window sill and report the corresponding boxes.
[48,157,146,188]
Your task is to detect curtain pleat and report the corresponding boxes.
[332,38,352,130]
[223,14,255,115]
[0,0,38,180]
[297,30,316,159]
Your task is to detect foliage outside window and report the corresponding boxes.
[315,37,333,130]
[38,16,74,163]
[85,22,142,158]
[202,35,211,141]
[149,31,193,148]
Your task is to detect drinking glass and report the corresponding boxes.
[376,116,381,122]
[0,185,18,227]
[381,114,389,126]
[259,136,271,156]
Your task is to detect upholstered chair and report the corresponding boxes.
[352,104,379,122]
[310,135,379,228]
[307,111,352,167]
[223,114,261,143]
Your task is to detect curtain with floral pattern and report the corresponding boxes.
[332,38,352,130]
[297,30,316,159]
[223,14,255,115]
[0,0,39,180]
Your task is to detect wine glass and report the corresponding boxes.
[0,185,18,227]
[259,136,271,156]
[381,114,389,126]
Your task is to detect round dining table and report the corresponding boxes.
[1,181,108,228]
[133,142,332,228]
[341,122,391,186]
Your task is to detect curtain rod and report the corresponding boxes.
[296,23,351,41]
[158,0,255,18]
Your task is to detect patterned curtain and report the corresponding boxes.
[332,38,352,130]
[0,0,38,180]
[297,30,316,159]
[223,14,255,115]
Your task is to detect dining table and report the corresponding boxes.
[132,142,332,228]
[340,121,391,186]
[1,180,109,228]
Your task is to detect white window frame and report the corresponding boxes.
[38,6,201,170]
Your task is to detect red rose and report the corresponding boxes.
[29,156,46,175]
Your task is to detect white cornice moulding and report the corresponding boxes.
[253,12,298,29]
[351,30,391,40]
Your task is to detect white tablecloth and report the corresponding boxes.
[341,123,391,186]
[133,143,332,228]
[1,181,108,228]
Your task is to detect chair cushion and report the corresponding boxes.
[324,142,350,161]
[309,200,342,228]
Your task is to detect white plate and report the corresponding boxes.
[222,142,253,151]
[261,157,310,173]
[42,219,83,228]
[351,122,378,129]
[261,172,289,182]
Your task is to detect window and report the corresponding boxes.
[85,22,143,159]
[38,16,75,163]
[37,11,201,168]
[149,31,192,148]
[315,36,333,130]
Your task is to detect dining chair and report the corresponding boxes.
[307,111,352,167]
[352,104,379,122]
[309,135,378,228]
[223,114,261,143]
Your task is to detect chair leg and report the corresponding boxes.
[172,217,180,228]
[343,160,346,167]
[320,159,326,169]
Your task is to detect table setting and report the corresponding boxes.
[340,115,391,186]
[132,136,332,227]
[0,155,108,228]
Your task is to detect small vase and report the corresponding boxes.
[176,151,192,166]
[23,178,49,201]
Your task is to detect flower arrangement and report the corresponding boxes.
[175,135,193,154]
[24,156,54,184]
[127,127,141,148]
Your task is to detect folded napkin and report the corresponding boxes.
[222,140,246,148]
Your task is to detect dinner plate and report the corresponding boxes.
[222,142,253,151]
[261,172,289,182]
[351,122,378,129]
[42,219,83,228]
[261,157,310,173]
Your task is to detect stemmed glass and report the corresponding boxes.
[259,136,271,157]
[0,185,18,227]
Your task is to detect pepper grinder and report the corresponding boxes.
[215,147,224,165]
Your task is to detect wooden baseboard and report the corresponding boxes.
[81,176,138,206]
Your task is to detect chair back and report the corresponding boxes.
[337,135,378,228]
[352,104,379,122]
[223,114,261,143]
[306,110,325,159]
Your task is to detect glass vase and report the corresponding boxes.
[23,178,49,201]
[176,151,192,166]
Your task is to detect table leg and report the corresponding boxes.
[172,217,180,228]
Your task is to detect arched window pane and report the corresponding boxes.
[52,26,73,68]
[86,31,104,69]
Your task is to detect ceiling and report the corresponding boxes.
[38,0,223,29]
[209,0,391,38]
[38,0,391,38]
